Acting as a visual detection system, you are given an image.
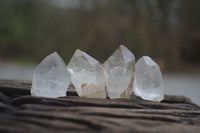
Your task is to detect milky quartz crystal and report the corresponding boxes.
[67,49,106,98]
[31,52,70,98]
[133,56,164,102]
[103,45,135,99]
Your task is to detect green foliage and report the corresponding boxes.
[0,0,199,66]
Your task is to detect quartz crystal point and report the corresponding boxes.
[31,52,70,98]
[133,56,164,102]
[103,45,135,99]
[67,49,106,98]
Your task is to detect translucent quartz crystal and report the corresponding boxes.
[67,49,106,98]
[103,45,135,99]
[31,52,70,98]
[133,56,164,102]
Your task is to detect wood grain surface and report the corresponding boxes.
[0,80,200,133]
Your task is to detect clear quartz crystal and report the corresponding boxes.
[67,49,106,98]
[133,56,164,102]
[103,45,135,99]
[31,52,70,98]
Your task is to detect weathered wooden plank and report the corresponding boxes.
[0,102,14,112]
[0,91,11,104]
[0,80,31,98]
[0,80,200,133]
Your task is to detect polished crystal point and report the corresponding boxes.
[103,45,135,99]
[31,52,70,98]
[67,49,106,98]
[133,56,164,102]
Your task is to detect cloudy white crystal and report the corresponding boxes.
[67,49,106,98]
[31,52,70,98]
[103,45,135,99]
[133,56,164,102]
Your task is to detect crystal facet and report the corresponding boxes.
[67,49,106,98]
[133,56,164,102]
[103,45,135,99]
[31,52,70,98]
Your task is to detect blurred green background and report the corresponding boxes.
[0,0,200,105]
[0,0,200,72]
